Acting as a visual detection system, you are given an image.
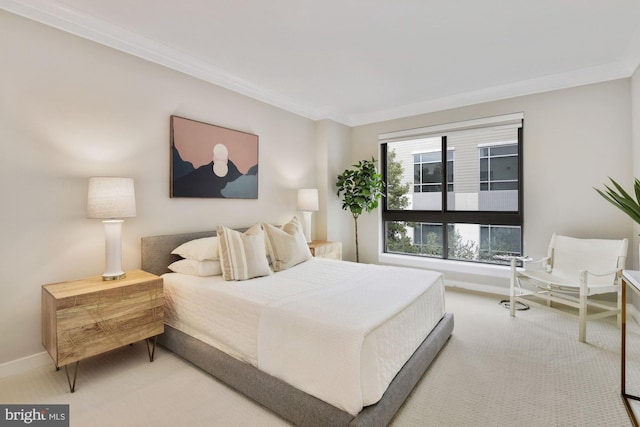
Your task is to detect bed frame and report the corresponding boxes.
[141,230,454,427]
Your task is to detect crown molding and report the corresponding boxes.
[0,0,339,122]
[348,59,637,127]
[3,0,639,128]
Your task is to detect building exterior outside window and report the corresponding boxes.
[381,114,523,265]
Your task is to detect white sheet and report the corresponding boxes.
[162,258,445,414]
[258,263,444,414]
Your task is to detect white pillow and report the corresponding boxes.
[168,259,222,277]
[217,224,272,281]
[171,236,219,261]
[263,216,312,271]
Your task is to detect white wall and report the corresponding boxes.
[0,11,319,365]
[350,79,635,285]
[315,120,353,257]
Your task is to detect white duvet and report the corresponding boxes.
[162,258,445,415]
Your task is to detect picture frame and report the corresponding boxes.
[170,115,259,199]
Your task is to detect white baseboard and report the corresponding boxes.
[0,351,51,380]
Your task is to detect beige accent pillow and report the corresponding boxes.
[263,216,312,271]
[168,259,222,276]
[217,224,272,281]
[171,236,219,261]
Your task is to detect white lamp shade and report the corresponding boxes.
[87,177,136,219]
[297,188,319,212]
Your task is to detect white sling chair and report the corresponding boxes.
[509,234,628,342]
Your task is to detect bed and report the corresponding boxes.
[141,227,454,427]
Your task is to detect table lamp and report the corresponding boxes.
[297,188,318,243]
[87,177,136,280]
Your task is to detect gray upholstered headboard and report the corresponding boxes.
[141,230,218,276]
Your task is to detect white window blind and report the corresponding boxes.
[379,112,524,144]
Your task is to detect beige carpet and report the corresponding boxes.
[0,288,636,426]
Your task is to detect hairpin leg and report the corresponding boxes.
[64,362,79,393]
[146,336,158,362]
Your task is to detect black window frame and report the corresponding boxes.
[381,125,524,263]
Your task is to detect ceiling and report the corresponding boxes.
[4,0,640,126]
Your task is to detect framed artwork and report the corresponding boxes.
[170,115,259,198]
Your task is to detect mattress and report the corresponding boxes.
[162,257,445,414]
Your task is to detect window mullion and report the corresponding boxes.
[441,136,449,258]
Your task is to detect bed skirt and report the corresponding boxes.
[158,312,454,427]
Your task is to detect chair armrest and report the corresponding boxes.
[583,268,620,278]
[579,268,622,289]
[582,268,622,282]
[523,256,550,271]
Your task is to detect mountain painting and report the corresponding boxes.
[170,115,259,198]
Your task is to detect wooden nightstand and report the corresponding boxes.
[308,240,342,260]
[42,269,164,392]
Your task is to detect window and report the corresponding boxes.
[412,223,448,256]
[381,113,523,265]
[480,143,518,191]
[413,151,454,193]
[479,225,522,260]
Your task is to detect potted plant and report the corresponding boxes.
[595,177,640,224]
[336,157,385,262]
